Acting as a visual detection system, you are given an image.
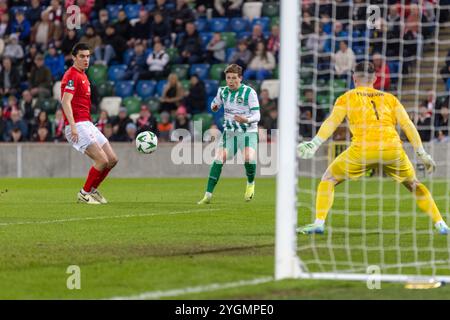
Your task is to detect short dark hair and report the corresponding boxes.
[224,64,242,77]
[71,43,90,56]
[354,61,375,76]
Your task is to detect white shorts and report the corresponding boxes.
[65,121,108,154]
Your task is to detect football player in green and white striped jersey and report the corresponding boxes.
[198,64,261,204]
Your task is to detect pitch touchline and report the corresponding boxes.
[108,276,274,300]
[0,208,221,227]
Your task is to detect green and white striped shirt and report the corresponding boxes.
[212,84,260,133]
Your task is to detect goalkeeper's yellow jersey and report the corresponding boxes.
[317,86,423,150]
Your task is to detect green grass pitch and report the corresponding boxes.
[1,177,450,299]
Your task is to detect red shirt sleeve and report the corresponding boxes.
[62,72,78,95]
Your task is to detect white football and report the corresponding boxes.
[136,131,158,154]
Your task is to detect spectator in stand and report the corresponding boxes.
[243,41,276,81]
[267,25,280,60]
[300,11,314,38]
[61,29,78,66]
[440,49,450,85]
[23,43,39,80]
[31,110,52,141]
[228,40,252,69]
[247,24,265,53]
[372,53,390,91]
[184,74,206,115]
[386,4,401,57]
[111,107,132,142]
[435,106,449,142]
[173,105,192,133]
[2,95,20,120]
[299,108,313,139]
[177,22,202,64]
[0,57,20,98]
[29,54,53,98]
[52,108,65,142]
[114,10,132,41]
[3,109,28,141]
[352,0,367,31]
[124,42,148,82]
[44,0,64,26]
[3,33,24,63]
[65,0,95,20]
[136,105,159,136]
[157,111,173,142]
[128,10,152,48]
[30,11,59,48]
[205,32,226,64]
[172,0,195,34]
[160,73,184,115]
[93,9,109,38]
[20,90,35,124]
[259,89,276,115]
[96,110,110,134]
[0,12,10,39]
[0,107,4,141]
[44,43,65,80]
[0,0,7,16]
[151,11,172,47]
[152,0,174,20]
[333,40,355,85]
[27,0,43,26]
[141,41,170,81]
[125,122,137,142]
[261,106,278,138]
[195,0,212,18]
[416,104,432,142]
[94,25,126,65]
[103,123,114,141]
[335,0,350,21]
[213,0,243,18]
[34,126,52,142]
[80,25,102,54]
[11,10,30,42]
[10,127,24,142]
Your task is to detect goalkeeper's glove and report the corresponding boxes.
[297,136,324,159]
[416,147,436,174]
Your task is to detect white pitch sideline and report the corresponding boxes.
[0,208,221,227]
[108,276,274,300]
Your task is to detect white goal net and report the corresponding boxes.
[276,0,450,283]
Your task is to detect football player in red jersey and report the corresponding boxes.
[61,43,118,204]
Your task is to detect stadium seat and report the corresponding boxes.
[180,80,190,92]
[97,81,114,98]
[244,80,261,93]
[108,64,128,81]
[123,48,135,65]
[10,6,28,16]
[124,4,141,20]
[230,18,249,33]
[52,81,61,101]
[100,97,122,116]
[199,32,213,50]
[260,79,279,99]
[226,47,236,61]
[237,31,251,41]
[156,80,167,97]
[251,17,271,32]
[447,78,450,91]
[166,47,179,62]
[242,2,263,20]
[36,98,59,114]
[204,80,219,97]
[106,5,122,20]
[129,113,140,122]
[209,18,229,33]
[262,2,280,17]
[122,96,142,114]
[195,18,209,32]
[209,64,227,81]
[171,64,190,80]
[221,32,237,48]
[270,16,279,28]
[144,97,160,113]
[317,94,331,105]
[136,80,157,99]
[114,81,135,98]
[190,64,210,80]
[88,64,108,84]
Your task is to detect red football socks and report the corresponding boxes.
[83,166,103,193]
[92,167,111,190]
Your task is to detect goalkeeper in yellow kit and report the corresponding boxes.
[297,61,450,235]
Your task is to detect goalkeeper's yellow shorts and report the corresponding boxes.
[328,145,416,183]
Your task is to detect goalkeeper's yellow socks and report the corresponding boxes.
[315,180,335,221]
[415,183,444,224]
[206,160,223,193]
[244,162,256,184]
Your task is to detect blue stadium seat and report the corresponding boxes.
[388,61,400,87]
[199,32,213,50]
[230,18,249,33]
[156,80,167,97]
[108,64,128,81]
[114,81,135,98]
[136,80,157,99]
[226,47,236,61]
[204,80,219,97]
[10,6,27,15]
[447,78,450,91]
[206,96,216,114]
[237,31,251,41]
[165,2,175,10]
[106,5,122,20]
[145,48,153,57]
[251,17,271,32]
[190,64,210,80]
[144,3,155,12]
[195,18,209,32]
[123,49,135,65]
[125,4,141,20]
[209,18,229,33]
